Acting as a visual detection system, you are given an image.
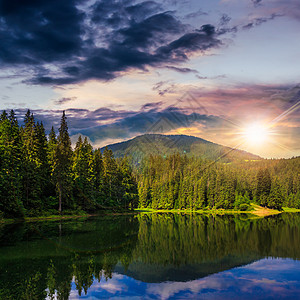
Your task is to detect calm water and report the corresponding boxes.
[1,213,300,299]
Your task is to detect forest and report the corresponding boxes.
[137,153,300,211]
[0,110,137,218]
[0,110,300,218]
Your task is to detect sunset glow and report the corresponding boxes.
[241,123,272,146]
[0,0,299,158]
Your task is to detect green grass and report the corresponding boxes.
[2,206,298,224]
[282,207,300,213]
[135,204,286,217]
[24,213,90,222]
[1,209,139,224]
[0,211,91,224]
[135,208,253,215]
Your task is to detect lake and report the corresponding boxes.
[0,213,300,299]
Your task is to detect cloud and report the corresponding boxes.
[141,101,164,111]
[156,25,221,60]
[219,14,232,26]
[0,0,286,86]
[10,107,137,134]
[145,258,300,300]
[54,97,77,105]
[8,83,300,131]
[196,74,226,80]
[242,13,282,30]
[247,0,300,22]
[0,0,224,85]
[251,0,263,7]
[164,66,199,73]
[69,105,220,148]
[215,12,281,34]
[152,81,177,96]
[5,83,300,157]
[0,0,84,65]
[184,9,208,19]
[8,101,219,147]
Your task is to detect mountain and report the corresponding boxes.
[101,134,261,163]
[114,256,260,283]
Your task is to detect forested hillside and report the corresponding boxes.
[137,153,300,211]
[101,134,261,163]
[0,110,137,218]
[1,109,299,219]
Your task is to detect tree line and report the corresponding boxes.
[137,153,300,211]
[0,110,137,218]
[1,109,300,218]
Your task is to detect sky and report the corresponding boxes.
[65,258,300,299]
[1,0,300,158]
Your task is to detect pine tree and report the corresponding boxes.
[54,111,73,213]
[119,156,138,209]
[138,178,150,208]
[268,179,284,210]
[256,168,272,207]
[92,149,104,203]
[72,136,95,210]
[47,126,58,206]
[35,122,51,203]
[0,110,24,217]
[21,110,42,212]
[102,147,119,206]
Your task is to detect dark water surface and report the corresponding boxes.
[1,213,300,299]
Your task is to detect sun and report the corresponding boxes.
[241,122,271,146]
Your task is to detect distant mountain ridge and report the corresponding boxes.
[101,134,261,163]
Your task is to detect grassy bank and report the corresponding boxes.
[135,203,297,217]
[282,207,300,213]
[1,205,299,224]
[0,212,90,224]
[0,209,139,224]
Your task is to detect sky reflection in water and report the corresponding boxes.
[68,258,300,300]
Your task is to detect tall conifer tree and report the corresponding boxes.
[55,111,73,213]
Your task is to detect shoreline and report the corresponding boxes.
[0,210,139,224]
[1,206,300,224]
[135,206,300,217]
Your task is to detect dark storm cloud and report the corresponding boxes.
[0,0,223,85]
[118,12,183,48]
[0,0,85,65]
[91,0,162,25]
[156,25,221,61]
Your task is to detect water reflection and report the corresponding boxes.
[72,258,300,300]
[0,213,299,299]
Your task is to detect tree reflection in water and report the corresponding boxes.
[0,213,299,299]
